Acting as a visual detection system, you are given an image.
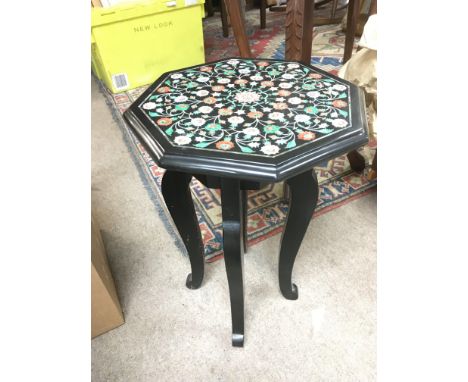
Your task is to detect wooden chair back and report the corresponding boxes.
[223,0,315,65]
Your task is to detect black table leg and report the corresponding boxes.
[279,170,319,300]
[161,170,205,289]
[242,189,248,254]
[221,178,244,347]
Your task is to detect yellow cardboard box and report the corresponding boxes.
[91,0,206,93]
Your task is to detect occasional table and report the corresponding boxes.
[124,58,368,347]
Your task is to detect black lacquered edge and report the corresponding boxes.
[123,58,369,183]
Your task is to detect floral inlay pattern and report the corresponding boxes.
[139,59,352,156]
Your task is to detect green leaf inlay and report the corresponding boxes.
[194,141,211,148]
[316,128,333,134]
[338,109,348,117]
[240,146,254,153]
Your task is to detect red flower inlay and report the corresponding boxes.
[277,90,291,97]
[157,117,173,126]
[273,102,288,110]
[218,108,233,116]
[203,97,217,104]
[298,131,316,141]
[157,86,171,93]
[215,140,235,150]
[234,79,248,85]
[247,111,264,118]
[332,100,348,108]
[261,81,274,87]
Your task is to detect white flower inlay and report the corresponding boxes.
[142,102,157,110]
[282,73,294,79]
[307,91,321,98]
[191,118,206,127]
[174,95,188,103]
[235,91,260,103]
[295,114,311,123]
[260,144,280,155]
[332,84,347,91]
[174,136,191,145]
[197,77,210,82]
[268,112,284,120]
[279,83,293,89]
[218,78,231,84]
[250,75,263,81]
[196,90,209,97]
[243,127,260,136]
[228,116,245,125]
[288,97,302,105]
[199,106,213,114]
[331,118,348,128]
[171,73,183,79]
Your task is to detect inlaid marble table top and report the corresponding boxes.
[124,58,367,182]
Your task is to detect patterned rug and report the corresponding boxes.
[98,8,376,262]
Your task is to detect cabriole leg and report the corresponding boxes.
[279,170,319,300]
[161,170,205,289]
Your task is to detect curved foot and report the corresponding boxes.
[162,170,205,290]
[281,283,298,300]
[186,273,202,290]
[279,171,319,300]
[232,333,244,347]
[221,178,245,348]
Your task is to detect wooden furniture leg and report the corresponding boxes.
[260,0,266,29]
[220,0,229,37]
[279,170,319,300]
[161,170,205,289]
[225,0,253,57]
[221,177,245,347]
[205,0,214,17]
[285,0,315,64]
[343,0,360,63]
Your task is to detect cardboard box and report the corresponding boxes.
[91,217,124,338]
[91,0,206,93]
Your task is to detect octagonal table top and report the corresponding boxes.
[124,58,368,182]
